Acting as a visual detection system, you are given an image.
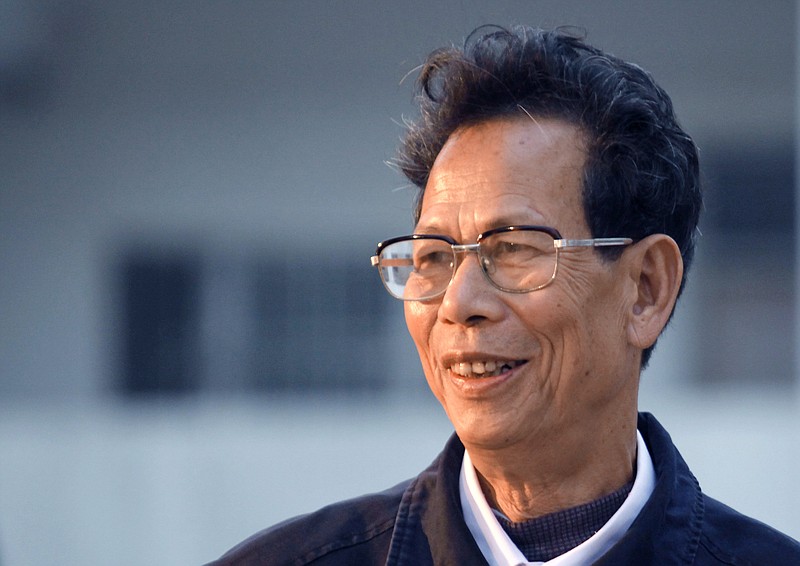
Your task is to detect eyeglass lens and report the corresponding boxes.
[378,230,558,300]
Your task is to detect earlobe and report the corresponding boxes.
[626,235,683,350]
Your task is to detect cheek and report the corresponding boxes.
[404,303,443,397]
[511,284,598,360]
[514,289,579,334]
[555,277,629,356]
[404,302,437,356]
[546,260,620,320]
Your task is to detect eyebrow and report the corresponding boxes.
[414,224,448,235]
[488,215,541,228]
[415,216,547,236]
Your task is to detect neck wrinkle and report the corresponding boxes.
[467,427,637,522]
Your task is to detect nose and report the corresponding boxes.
[437,248,504,326]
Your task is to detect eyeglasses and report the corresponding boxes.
[370,225,632,301]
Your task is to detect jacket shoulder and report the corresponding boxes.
[209,479,411,566]
[697,495,800,564]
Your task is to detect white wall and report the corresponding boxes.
[0,393,797,566]
[0,2,797,564]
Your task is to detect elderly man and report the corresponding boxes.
[211,26,800,565]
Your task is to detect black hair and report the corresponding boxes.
[396,25,702,367]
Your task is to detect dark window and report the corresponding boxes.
[694,143,795,386]
[251,252,391,392]
[117,248,392,395]
[120,252,201,395]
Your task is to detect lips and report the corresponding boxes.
[448,359,526,378]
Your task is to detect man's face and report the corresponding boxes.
[405,118,639,452]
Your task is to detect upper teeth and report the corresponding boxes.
[450,360,517,378]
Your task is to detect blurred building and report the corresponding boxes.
[0,2,797,564]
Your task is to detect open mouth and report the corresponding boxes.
[449,360,526,378]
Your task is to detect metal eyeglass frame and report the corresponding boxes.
[370,225,633,301]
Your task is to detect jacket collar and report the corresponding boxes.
[387,433,486,565]
[595,413,704,564]
[386,412,703,565]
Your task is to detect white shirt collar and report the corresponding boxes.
[459,431,656,566]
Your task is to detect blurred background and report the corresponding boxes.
[0,1,797,564]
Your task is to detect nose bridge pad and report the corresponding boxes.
[480,254,495,275]
[450,244,493,289]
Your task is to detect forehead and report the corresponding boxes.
[419,118,588,235]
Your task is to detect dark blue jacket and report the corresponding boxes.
[210,413,800,565]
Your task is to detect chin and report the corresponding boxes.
[450,413,519,450]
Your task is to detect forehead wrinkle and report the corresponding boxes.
[419,195,550,237]
[425,159,585,216]
[420,118,590,238]
[472,202,549,232]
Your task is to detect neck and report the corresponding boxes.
[466,413,638,522]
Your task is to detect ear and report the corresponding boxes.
[624,234,683,350]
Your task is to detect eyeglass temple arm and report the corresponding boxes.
[554,237,633,249]
[372,256,415,267]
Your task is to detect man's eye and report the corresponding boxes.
[491,241,543,262]
[415,250,451,271]
[495,241,531,255]
[496,242,519,254]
